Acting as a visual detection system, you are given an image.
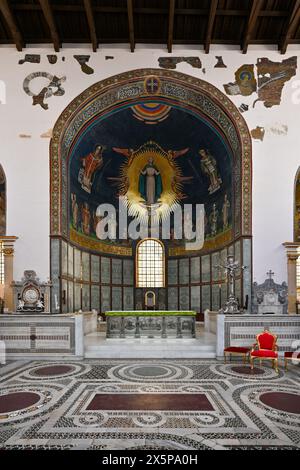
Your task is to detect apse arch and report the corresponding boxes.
[50,69,252,314]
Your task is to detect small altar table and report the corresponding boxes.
[105,311,196,339]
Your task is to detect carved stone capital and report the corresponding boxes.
[2,247,14,256]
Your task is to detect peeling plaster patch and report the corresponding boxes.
[253,56,297,108]
[19,54,40,65]
[23,73,66,110]
[251,126,265,141]
[40,129,53,138]
[74,55,94,74]
[224,64,256,96]
[202,68,206,74]
[158,57,202,69]
[19,134,32,139]
[105,56,114,60]
[238,103,249,113]
[214,56,227,68]
[267,123,288,135]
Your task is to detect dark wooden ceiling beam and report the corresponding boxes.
[168,0,176,53]
[280,0,300,54]
[83,0,98,52]
[0,0,23,51]
[127,0,135,52]
[38,0,60,52]
[205,0,218,54]
[242,0,264,54]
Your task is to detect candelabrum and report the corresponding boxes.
[216,255,247,314]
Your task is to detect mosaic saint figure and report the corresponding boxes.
[139,158,162,205]
[209,203,218,237]
[199,149,222,194]
[71,193,79,230]
[78,145,105,194]
[81,202,91,235]
[222,193,230,230]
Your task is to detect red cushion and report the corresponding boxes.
[251,350,278,358]
[224,347,251,353]
[257,332,276,350]
[284,351,300,359]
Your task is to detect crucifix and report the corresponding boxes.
[217,255,247,314]
[266,270,275,280]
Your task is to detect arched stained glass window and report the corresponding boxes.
[136,239,165,288]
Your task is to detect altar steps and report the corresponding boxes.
[84,331,216,359]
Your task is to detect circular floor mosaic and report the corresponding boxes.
[31,365,75,376]
[231,366,265,375]
[0,392,40,414]
[108,363,193,382]
[260,392,300,414]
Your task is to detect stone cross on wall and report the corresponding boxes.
[266,270,275,280]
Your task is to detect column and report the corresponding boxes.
[1,236,18,312]
[283,242,300,314]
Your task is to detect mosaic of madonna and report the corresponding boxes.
[69,100,234,253]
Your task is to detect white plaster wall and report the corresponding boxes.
[0,43,299,284]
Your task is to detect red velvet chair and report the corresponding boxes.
[284,351,300,370]
[250,329,279,373]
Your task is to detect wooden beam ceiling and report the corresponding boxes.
[280,0,300,54]
[0,0,23,51]
[38,0,60,52]
[127,0,135,52]
[242,0,264,54]
[205,0,218,54]
[168,0,176,53]
[83,0,98,52]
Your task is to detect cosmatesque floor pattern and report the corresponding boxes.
[0,359,299,450]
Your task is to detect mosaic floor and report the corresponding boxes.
[0,359,299,450]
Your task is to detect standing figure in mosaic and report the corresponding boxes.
[71,193,79,230]
[78,144,105,194]
[199,149,222,194]
[81,202,91,235]
[222,193,230,230]
[209,203,218,237]
[139,158,162,205]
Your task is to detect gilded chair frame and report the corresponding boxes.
[250,330,279,373]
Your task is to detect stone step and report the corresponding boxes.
[85,350,216,359]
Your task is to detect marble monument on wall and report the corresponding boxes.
[252,270,288,315]
[12,270,52,313]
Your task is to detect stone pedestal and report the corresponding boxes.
[0,236,18,312]
[283,242,300,314]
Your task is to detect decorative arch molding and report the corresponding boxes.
[294,166,300,243]
[50,68,252,242]
[49,69,253,314]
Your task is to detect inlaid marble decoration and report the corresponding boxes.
[61,279,68,313]
[91,255,100,282]
[201,255,211,283]
[179,286,190,310]
[112,287,122,310]
[50,238,60,313]
[212,284,220,311]
[68,281,74,313]
[179,259,189,285]
[190,257,200,283]
[220,248,227,280]
[74,249,81,280]
[68,245,74,277]
[123,260,134,285]
[123,287,134,310]
[168,287,178,310]
[235,278,242,306]
[242,238,252,312]
[202,285,211,311]
[74,283,81,311]
[191,285,200,312]
[61,240,68,276]
[82,285,90,311]
[234,240,241,264]
[212,252,220,282]
[91,285,100,310]
[158,289,166,309]
[101,258,110,284]
[82,252,90,281]
[101,286,111,313]
[112,259,122,285]
[168,259,178,285]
